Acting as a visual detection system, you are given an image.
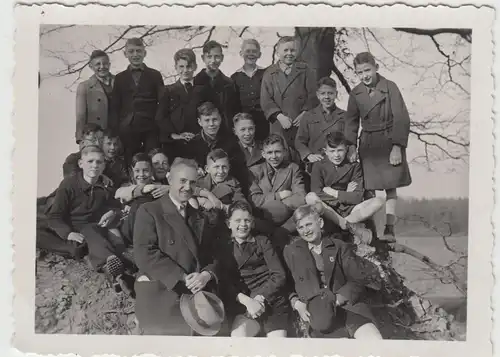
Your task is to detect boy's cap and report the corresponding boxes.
[90,50,108,61]
[126,38,145,47]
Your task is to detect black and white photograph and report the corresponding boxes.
[12,3,494,357]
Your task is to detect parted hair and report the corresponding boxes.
[202,40,223,55]
[292,204,322,224]
[170,157,199,173]
[276,36,297,47]
[206,148,229,164]
[325,131,348,149]
[174,48,197,66]
[353,52,377,67]
[317,76,337,89]
[197,101,220,117]
[262,133,286,149]
[227,200,254,220]
[232,112,255,126]
[241,38,261,52]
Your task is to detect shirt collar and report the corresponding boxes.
[322,104,338,115]
[169,192,186,212]
[96,75,112,86]
[308,241,323,254]
[180,79,194,86]
[128,63,145,72]
[77,172,107,192]
[236,65,263,77]
[278,61,293,73]
[241,141,255,150]
[234,236,256,245]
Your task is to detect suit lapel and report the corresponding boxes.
[249,142,264,167]
[186,204,205,244]
[354,76,389,119]
[322,236,340,288]
[319,107,343,134]
[272,164,291,192]
[281,63,303,94]
[329,162,353,185]
[236,239,258,269]
[262,164,274,193]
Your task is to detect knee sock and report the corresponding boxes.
[385,189,397,227]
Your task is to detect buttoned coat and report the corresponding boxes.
[260,62,318,146]
[295,104,346,161]
[284,235,379,322]
[133,195,219,335]
[75,74,115,142]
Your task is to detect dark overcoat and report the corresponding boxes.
[283,235,377,322]
[295,104,346,161]
[260,62,318,147]
[344,75,412,190]
[133,195,218,335]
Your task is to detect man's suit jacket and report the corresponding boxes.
[295,104,346,161]
[75,74,115,142]
[155,80,209,143]
[133,195,218,335]
[196,174,246,205]
[284,235,379,322]
[249,161,306,209]
[110,64,164,133]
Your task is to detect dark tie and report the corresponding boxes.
[268,168,276,184]
[185,82,193,94]
[368,87,376,97]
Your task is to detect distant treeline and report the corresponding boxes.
[372,197,469,236]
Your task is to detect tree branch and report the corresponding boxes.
[394,28,472,43]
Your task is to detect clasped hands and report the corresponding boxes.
[183,271,212,294]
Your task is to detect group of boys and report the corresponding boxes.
[36,34,403,336]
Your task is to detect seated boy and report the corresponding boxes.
[248,134,306,247]
[46,145,133,293]
[306,132,384,244]
[101,129,129,188]
[284,204,383,339]
[63,123,104,178]
[156,48,208,161]
[194,40,241,133]
[295,77,346,166]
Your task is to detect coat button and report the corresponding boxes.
[299,277,304,281]
[97,98,101,102]
[169,239,174,245]
[97,117,100,120]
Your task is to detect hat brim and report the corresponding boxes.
[180,293,225,336]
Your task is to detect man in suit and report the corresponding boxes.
[110,38,164,163]
[133,158,219,335]
[75,50,115,144]
[156,48,209,162]
[284,204,383,339]
[249,134,306,248]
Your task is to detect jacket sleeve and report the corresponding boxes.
[260,71,282,120]
[344,93,360,147]
[252,236,286,300]
[302,67,318,112]
[46,180,74,239]
[248,169,280,207]
[336,163,364,205]
[310,162,324,194]
[133,205,187,290]
[388,82,411,148]
[294,112,312,160]
[336,241,380,305]
[75,82,87,143]
[281,164,307,209]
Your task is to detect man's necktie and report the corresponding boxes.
[268,168,276,184]
[185,82,193,94]
[178,203,186,218]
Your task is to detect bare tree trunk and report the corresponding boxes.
[295,27,336,82]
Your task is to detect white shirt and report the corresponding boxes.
[234,236,256,245]
[236,65,263,78]
[308,241,323,255]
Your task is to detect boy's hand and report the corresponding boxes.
[348,145,358,163]
[347,182,358,192]
[180,132,196,141]
[68,232,85,244]
[184,271,211,294]
[279,190,293,199]
[336,294,349,306]
[245,298,266,319]
[151,185,170,199]
[389,145,402,166]
[293,300,311,322]
[293,111,306,127]
[98,210,117,228]
[277,114,292,130]
[142,184,157,193]
[306,154,323,163]
[323,187,338,198]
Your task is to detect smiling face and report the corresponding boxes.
[240,42,261,66]
[227,208,254,240]
[89,56,111,79]
[168,164,198,203]
[102,136,119,159]
[277,40,297,66]
[198,112,222,137]
[234,118,256,146]
[132,161,153,185]
[151,152,169,180]
[124,44,146,67]
[262,142,285,168]
[296,213,324,244]
[206,157,230,184]
[324,143,347,166]
[79,151,106,181]
[202,47,223,72]
[317,84,337,109]
[355,62,379,87]
[175,58,196,82]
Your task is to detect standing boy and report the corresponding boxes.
[46,145,132,292]
[75,50,114,144]
[295,77,346,166]
[344,52,412,242]
[156,48,208,161]
[305,132,384,244]
[249,134,306,248]
[231,39,269,141]
[194,40,241,133]
[110,38,164,163]
[261,36,318,149]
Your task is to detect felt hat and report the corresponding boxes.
[180,291,225,336]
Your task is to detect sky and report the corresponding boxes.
[38,25,470,198]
